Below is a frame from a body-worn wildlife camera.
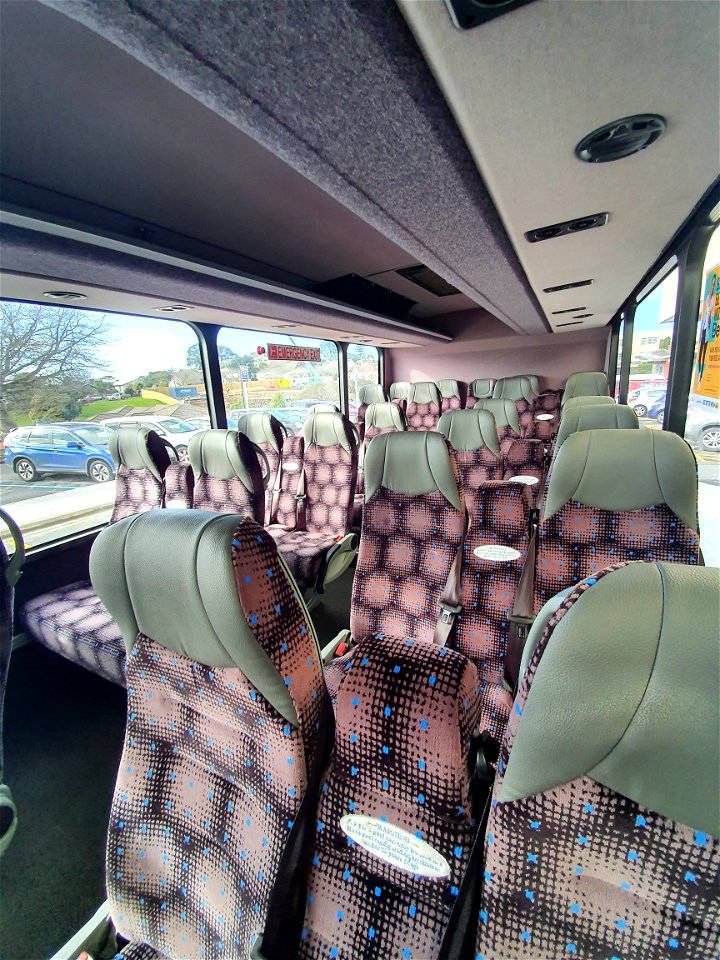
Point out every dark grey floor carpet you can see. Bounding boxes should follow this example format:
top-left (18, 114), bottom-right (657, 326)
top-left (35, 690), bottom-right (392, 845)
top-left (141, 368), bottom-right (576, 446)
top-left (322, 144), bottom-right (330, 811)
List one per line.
top-left (0, 569), bottom-right (354, 960)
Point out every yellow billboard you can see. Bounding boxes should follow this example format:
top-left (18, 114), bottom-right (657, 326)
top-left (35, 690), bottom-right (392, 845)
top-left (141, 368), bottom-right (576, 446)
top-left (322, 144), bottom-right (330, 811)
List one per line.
top-left (691, 261), bottom-right (720, 406)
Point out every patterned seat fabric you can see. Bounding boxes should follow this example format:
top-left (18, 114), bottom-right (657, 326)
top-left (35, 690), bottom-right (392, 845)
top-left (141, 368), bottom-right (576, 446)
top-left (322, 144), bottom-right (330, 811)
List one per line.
top-left (534, 429), bottom-right (700, 612)
top-left (388, 381), bottom-right (410, 411)
top-left (465, 378), bottom-right (495, 409)
top-left (561, 369), bottom-right (610, 406)
top-left (268, 411), bottom-right (358, 590)
top-left (437, 378), bottom-right (463, 413)
top-left (525, 389), bottom-right (563, 442)
top-left (235, 411), bottom-right (285, 521)
top-left (405, 381), bottom-right (442, 431)
top-left (351, 431), bottom-right (464, 645)
top-left (162, 461), bottom-right (194, 509)
top-left (188, 429), bottom-right (265, 522)
top-left (90, 511), bottom-right (326, 960)
top-left (471, 400), bottom-right (545, 500)
top-left (437, 409), bottom-right (504, 496)
top-left (492, 376), bottom-right (538, 440)
top-left (301, 635), bottom-right (481, 960)
top-left (453, 480), bottom-right (531, 741)
top-left (22, 425), bottom-right (172, 685)
top-left (355, 383), bottom-right (386, 434)
top-left (477, 561), bottom-right (719, 960)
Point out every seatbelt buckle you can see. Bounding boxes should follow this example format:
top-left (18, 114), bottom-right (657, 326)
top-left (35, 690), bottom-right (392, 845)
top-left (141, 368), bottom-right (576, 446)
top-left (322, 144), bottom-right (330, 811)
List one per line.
top-left (508, 613), bottom-right (533, 636)
top-left (294, 493), bottom-right (307, 502)
top-left (438, 601), bottom-right (462, 625)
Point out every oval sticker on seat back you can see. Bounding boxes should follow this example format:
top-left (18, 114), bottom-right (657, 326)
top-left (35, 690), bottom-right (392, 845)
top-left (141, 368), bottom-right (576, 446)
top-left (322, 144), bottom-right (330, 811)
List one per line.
top-left (535, 413), bottom-right (554, 421)
top-left (474, 544), bottom-right (522, 561)
top-left (340, 815), bottom-right (450, 878)
top-left (283, 462), bottom-right (300, 472)
top-left (507, 475), bottom-right (539, 485)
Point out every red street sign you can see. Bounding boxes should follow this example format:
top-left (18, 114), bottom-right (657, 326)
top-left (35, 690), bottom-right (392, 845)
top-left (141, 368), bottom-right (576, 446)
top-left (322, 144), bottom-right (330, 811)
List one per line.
top-left (267, 343), bottom-right (320, 362)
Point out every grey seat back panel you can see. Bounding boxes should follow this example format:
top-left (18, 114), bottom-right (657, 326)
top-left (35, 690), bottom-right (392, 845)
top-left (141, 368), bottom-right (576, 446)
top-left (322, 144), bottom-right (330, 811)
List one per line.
top-left (234, 411), bottom-right (284, 453)
top-left (501, 562), bottom-right (720, 836)
top-left (543, 429), bottom-right (698, 530)
top-left (109, 425), bottom-right (170, 482)
top-left (406, 381), bottom-right (441, 406)
top-left (302, 410), bottom-right (355, 453)
top-left (389, 381), bottom-right (410, 401)
top-left (363, 401), bottom-right (406, 433)
top-left (363, 430), bottom-right (461, 509)
top-left (555, 403), bottom-right (639, 450)
top-left (358, 383), bottom-right (386, 405)
top-left (436, 378), bottom-right (461, 399)
top-left (470, 378), bottom-right (494, 400)
top-left (562, 370), bottom-right (610, 404)
top-left (189, 429), bottom-right (259, 484)
top-left (436, 409), bottom-right (501, 456)
top-left (562, 394), bottom-right (616, 412)
top-left (492, 375), bottom-right (536, 402)
top-left (472, 398), bottom-right (521, 435)
top-left (89, 511), bottom-right (299, 725)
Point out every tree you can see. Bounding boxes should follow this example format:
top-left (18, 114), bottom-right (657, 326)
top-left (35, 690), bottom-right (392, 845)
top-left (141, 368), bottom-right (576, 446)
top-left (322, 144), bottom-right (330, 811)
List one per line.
top-left (0, 302), bottom-right (109, 430)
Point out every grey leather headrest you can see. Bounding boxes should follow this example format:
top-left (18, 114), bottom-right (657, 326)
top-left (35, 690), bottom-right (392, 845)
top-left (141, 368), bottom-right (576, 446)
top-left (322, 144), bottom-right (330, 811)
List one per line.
top-left (358, 383), bottom-right (386, 405)
top-left (501, 562), bottom-right (719, 837)
top-left (364, 431), bottom-right (461, 510)
top-left (189, 429), bottom-right (260, 486)
top-left (543, 429), bottom-right (698, 530)
top-left (470, 378), bottom-right (494, 400)
top-left (406, 381), bottom-right (441, 406)
top-left (562, 370), bottom-right (610, 404)
top-left (303, 410), bottom-right (355, 453)
top-left (389, 381), bottom-right (410, 401)
top-left (555, 403), bottom-right (638, 451)
top-left (493, 375), bottom-right (536, 402)
top-left (473, 398), bottom-right (521, 435)
top-left (436, 378), bottom-right (461, 400)
top-left (109, 425), bottom-right (170, 482)
top-left (90, 511), bottom-right (299, 725)
top-left (517, 374), bottom-right (540, 395)
top-left (309, 402), bottom-right (339, 413)
top-left (364, 401), bottom-right (406, 432)
top-left (234, 411), bottom-right (284, 453)
top-left (437, 409), bottom-right (501, 457)
top-left (562, 394), bottom-right (616, 412)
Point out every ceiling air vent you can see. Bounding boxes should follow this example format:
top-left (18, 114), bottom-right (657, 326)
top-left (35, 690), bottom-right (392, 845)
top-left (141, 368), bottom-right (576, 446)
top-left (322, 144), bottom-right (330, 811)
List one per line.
top-left (551, 307), bottom-right (586, 315)
top-left (573, 313), bottom-right (594, 319)
top-left (543, 279), bottom-right (594, 293)
top-left (576, 115), bottom-right (666, 163)
top-left (445, 0), bottom-right (538, 30)
top-left (396, 264), bottom-right (460, 297)
top-left (526, 213), bottom-right (608, 244)
top-left (556, 321), bottom-right (583, 327)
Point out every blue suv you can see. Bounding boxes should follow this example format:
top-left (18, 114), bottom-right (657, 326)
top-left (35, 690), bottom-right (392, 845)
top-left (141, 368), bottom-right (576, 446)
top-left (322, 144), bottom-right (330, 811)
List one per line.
top-left (5, 422), bottom-right (116, 483)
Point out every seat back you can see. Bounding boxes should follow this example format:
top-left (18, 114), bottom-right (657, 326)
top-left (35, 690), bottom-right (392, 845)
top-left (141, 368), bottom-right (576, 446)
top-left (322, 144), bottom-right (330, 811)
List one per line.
top-left (405, 381), bottom-right (442, 430)
top-left (526, 388), bottom-right (563, 441)
top-left (437, 378), bottom-right (463, 413)
top-left (108, 424), bottom-right (171, 522)
top-left (535, 429), bottom-right (699, 611)
top-left (492, 375), bottom-right (537, 403)
top-left (356, 383), bottom-right (386, 429)
top-left (562, 369), bottom-right (610, 405)
top-left (465, 377), bottom-right (495, 408)
top-left (479, 561), bottom-right (720, 960)
top-left (352, 431), bottom-right (464, 643)
top-left (389, 380), bottom-right (411, 409)
top-left (472, 398), bottom-right (522, 447)
top-left (362, 400), bottom-right (406, 443)
top-left (235, 411), bottom-right (285, 518)
top-left (188, 429), bottom-right (265, 523)
top-left (302, 410), bottom-right (358, 536)
top-left (309, 402), bottom-right (339, 413)
top-left (562, 393), bottom-right (616, 412)
top-left (436, 409), bottom-right (503, 496)
top-left (554, 402), bottom-right (639, 453)
top-left (518, 374), bottom-right (541, 395)
top-left (90, 510), bottom-right (326, 959)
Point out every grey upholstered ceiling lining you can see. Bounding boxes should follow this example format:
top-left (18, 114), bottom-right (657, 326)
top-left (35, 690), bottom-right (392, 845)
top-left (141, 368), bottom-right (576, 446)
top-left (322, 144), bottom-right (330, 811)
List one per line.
top-left (39, 0), bottom-right (546, 335)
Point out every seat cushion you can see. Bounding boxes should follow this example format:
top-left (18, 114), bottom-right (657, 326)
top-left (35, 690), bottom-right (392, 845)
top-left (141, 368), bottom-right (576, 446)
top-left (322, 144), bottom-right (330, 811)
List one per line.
top-left (267, 527), bottom-right (338, 588)
top-left (22, 581), bottom-right (125, 686)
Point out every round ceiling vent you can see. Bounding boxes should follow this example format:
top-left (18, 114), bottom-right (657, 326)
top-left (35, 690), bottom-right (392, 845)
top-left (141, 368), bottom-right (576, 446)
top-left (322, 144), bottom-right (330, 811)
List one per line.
top-left (575, 114), bottom-right (666, 163)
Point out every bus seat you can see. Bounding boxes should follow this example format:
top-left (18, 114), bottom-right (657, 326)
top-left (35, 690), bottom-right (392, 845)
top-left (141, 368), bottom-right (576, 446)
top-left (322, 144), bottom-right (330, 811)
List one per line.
top-left (526, 389), bottom-right (564, 442)
top-left (405, 381), bottom-right (442, 431)
top-left (389, 380), bottom-right (411, 410)
top-left (454, 479), bottom-right (531, 741)
top-left (90, 510), bottom-right (329, 960)
top-left (162, 460), bottom-right (195, 509)
top-left (562, 370), bottom-right (610, 405)
top-left (235, 411), bottom-right (285, 520)
top-left (309, 402), bottom-right (340, 413)
top-left (465, 378), bottom-right (495, 407)
top-left (356, 382), bottom-right (386, 432)
top-left (534, 429), bottom-right (700, 613)
top-left (519, 374), bottom-right (541, 395)
top-left (472, 399), bottom-right (546, 499)
top-left (437, 377), bottom-right (464, 413)
top-left (267, 411), bottom-right (358, 597)
top-left (554, 402), bottom-right (639, 453)
top-left (187, 429), bottom-right (266, 523)
top-left (22, 425), bottom-right (173, 687)
top-left (353, 401), bottom-right (407, 527)
top-left (301, 635), bottom-right (482, 959)
top-left (492, 375), bottom-right (537, 403)
top-left (478, 561), bottom-right (719, 960)
top-left (0, 509), bottom-right (24, 856)
top-left (562, 394), bottom-right (616, 412)
top-left (436, 409), bottom-right (504, 495)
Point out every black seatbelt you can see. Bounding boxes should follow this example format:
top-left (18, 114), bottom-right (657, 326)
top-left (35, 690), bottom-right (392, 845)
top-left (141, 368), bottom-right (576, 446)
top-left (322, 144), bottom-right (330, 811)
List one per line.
top-left (437, 734), bottom-right (497, 960)
top-left (251, 691), bottom-right (335, 960)
top-left (269, 458), bottom-right (283, 524)
top-left (294, 464), bottom-right (307, 530)
top-left (434, 545), bottom-right (463, 646)
top-left (505, 514), bottom-right (538, 692)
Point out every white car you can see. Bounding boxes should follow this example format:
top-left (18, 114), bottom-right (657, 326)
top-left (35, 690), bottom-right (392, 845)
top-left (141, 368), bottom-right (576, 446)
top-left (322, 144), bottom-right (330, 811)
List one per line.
top-left (100, 416), bottom-right (205, 460)
top-left (628, 385), bottom-right (666, 417)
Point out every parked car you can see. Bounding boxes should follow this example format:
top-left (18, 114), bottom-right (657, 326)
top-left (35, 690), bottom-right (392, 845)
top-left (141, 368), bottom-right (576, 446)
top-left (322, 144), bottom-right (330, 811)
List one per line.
top-left (648, 395), bottom-right (666, 423)
top-left (628, 385), bottom-right (667, 417)
top-left (100, 416), bottom-right (204, 460)
top-left (4, 422), bottom-right (116, 483)
top-left (684, 402), bottom-right (720, 453)
top-left (182, 416), bottom-right (212, 431)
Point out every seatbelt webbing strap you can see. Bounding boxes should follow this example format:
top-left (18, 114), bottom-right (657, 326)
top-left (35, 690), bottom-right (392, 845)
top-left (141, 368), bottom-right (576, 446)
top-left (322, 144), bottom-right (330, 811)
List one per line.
top-left (433, 545), bottom-right (463, 646)
top-left (295, 465), bottom-right (307, 530)
top-left (269, 460), bottom-right (283, 524)
top-left (504, 520), bottom-right (538, 692)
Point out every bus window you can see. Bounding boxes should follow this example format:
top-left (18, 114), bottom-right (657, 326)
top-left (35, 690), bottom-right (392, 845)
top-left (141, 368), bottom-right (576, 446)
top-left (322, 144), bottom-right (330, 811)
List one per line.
top-left (217, 328), bottom-right (340, 433)
top-left (347, 343), bottom-right (380, 406)
top-left (685, 225), bottom-right (720, 567)
top-left (0, 302), bottom-right (209, 549)
top-left (626, 268), bottom-right (678, 424)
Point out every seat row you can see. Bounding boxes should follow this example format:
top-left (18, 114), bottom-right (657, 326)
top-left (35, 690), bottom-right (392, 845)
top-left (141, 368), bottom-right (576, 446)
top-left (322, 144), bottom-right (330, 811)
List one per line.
top-left (86, 420), bottom-right (715, 960)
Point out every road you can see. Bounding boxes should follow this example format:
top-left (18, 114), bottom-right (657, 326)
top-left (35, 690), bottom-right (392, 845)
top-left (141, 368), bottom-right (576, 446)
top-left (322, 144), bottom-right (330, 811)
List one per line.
top-left (0, 462), bottom-right (95, 506)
